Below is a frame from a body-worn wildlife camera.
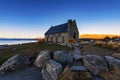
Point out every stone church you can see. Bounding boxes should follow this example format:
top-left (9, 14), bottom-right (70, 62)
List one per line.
top-left (45, 19), bottom-right (79, 44)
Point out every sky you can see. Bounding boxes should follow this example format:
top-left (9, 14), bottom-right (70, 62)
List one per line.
top-left (0, 0), bottom-right (120, 38)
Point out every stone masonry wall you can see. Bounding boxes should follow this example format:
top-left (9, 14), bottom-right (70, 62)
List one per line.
top-left (45, 32), bottom-right (69, 44)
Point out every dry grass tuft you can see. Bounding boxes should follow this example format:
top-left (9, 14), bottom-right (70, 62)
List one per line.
top-left (112, 53), bottom-right (120, 59)
top-left (94, 41), bottom-right (120, 52)
top-left (99, 67), bottom-right (120, 80)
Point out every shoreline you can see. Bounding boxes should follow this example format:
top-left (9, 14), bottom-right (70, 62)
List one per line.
top-left (0, 45), bottom-right (8, 50)
top-left (0, 40), bottom-right (37, 46)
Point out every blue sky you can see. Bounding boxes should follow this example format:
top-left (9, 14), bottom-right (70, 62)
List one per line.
top-left (0, 0), bottom-right (120, 38)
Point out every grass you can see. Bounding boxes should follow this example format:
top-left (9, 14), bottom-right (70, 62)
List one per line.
top-left (112, 53), bottom-right (120, 59)
top-left (81, 44), bottom-right (116, 56)
top-left (99, 67), bottom-right (120, 80)
top-left (94, 41), bottom-right (120, 52)
top-left (0, 42), bottom-right (69, 65)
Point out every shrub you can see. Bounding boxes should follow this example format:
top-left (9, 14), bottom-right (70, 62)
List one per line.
top-left (37, 38), bottom-right (45, 44)
top-left (112, 53), bottom-right (120, 59)
top-left (68, 38), bottom-right (75, 45)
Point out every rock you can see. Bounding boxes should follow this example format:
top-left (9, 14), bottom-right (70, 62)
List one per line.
top-left (70, 65), bottom-right (87, 72)
top-left (53, 51), bottom-right (73, 66)
top-left (0, 54), bottom-right (31, 74)
top-left (83, 54), bottom-right (108, 75)
top-left (72, 47), bottom-right (82, 60)
top-left (73, 53), bottom-right (83, 60)
top-left (72, 61), bottom-right (83, 66)
top-left (59, 66), bottom-right (92, 80)
top-left (42, 69), bottom-right (53, 80)
top-left (46, 59), bottom-right (63, 80)
top-left (104, 56), bottom-right (120, 70)
top-left (34, 50), bottom-right (51, 68)
top-left (91, 76), bottom-right (105, 80)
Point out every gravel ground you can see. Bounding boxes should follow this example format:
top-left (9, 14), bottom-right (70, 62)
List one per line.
top-left (0, 65), bottom-right (44, 80)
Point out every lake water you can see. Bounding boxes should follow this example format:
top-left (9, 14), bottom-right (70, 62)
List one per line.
top-left (0, 40), bottom-right (37, 45)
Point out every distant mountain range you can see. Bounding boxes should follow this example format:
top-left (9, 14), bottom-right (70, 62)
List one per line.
top-left (80, 34), bottom-right (120, 39)
top-left (0, 38), bottom-right (38, 40)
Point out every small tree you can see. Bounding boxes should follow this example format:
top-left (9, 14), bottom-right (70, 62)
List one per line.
top-left (68, 38), bottom-right (75, 45)
top-left (68, 38), bottom-right (76, 50)
top-left (103, 36), bottom-right (111, 42)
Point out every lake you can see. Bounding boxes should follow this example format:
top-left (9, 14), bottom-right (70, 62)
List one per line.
top-left (0, 39), bottom-right (37, 45)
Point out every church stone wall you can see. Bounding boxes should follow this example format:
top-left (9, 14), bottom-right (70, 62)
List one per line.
top-left (45, 32), bottom-right (69, 44)
top-left (68, 20), bottom-right (79, 43)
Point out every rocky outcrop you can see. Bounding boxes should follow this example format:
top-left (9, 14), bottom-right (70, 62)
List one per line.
top-left (42, 69), bottom-right (53, 80)
top-left (83, 54), bottom-right (108, 75)
top-left (53, 51), bottom-right (73, 66)
top-left (33, 48), bottom-right (120, 80)
top-left (0, 54), bottom-right (32, 74)
top-left (1, 46), bottom-right (120, 80)
top-left (104, 56), bottom-right (120, 70)
top-left (34, 50), bottom-right (51, 68)
top-left (46, 59), bottom-right (63, 80)
top-left (59, 66), bottom-right (92, 80)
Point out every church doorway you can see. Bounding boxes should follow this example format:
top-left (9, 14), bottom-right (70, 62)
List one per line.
top-left (73, 32), bottom-right (76, 40)
top-left (62, 37), bottom-right (64, 43)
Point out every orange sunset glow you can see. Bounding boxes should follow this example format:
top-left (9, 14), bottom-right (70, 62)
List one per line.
top-left (80, 34), bottom-right (120, 39)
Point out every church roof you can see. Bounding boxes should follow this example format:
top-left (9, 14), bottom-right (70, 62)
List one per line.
top-left (45, 23), bottom-right (68, 35)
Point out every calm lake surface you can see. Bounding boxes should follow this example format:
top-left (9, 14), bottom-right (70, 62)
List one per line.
top-left (0, 40), bottom-right (37, 45)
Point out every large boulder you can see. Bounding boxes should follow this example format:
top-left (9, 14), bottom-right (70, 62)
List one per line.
top-left (42, 69), bottom-right (53, 80)
top-left (46, 59), bottom-right (63, 80)
top-left (70, 65), bottom-right (88, 72)
top-left (53, 51), bottom-right (73, 66)
top-left (59, 66), bottom-right (92, 80)
top-left (83, 54), bottom-right (108, 75)
top-left (104, 56), bottom-right (120, 70)
top-left (34, 50), bottom-right (51, 68)
top-left (0, 54), bottom-right (31, 74)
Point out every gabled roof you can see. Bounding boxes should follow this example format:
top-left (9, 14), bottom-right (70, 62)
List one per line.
top-left (45, 23), bottom-right (68, 35)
